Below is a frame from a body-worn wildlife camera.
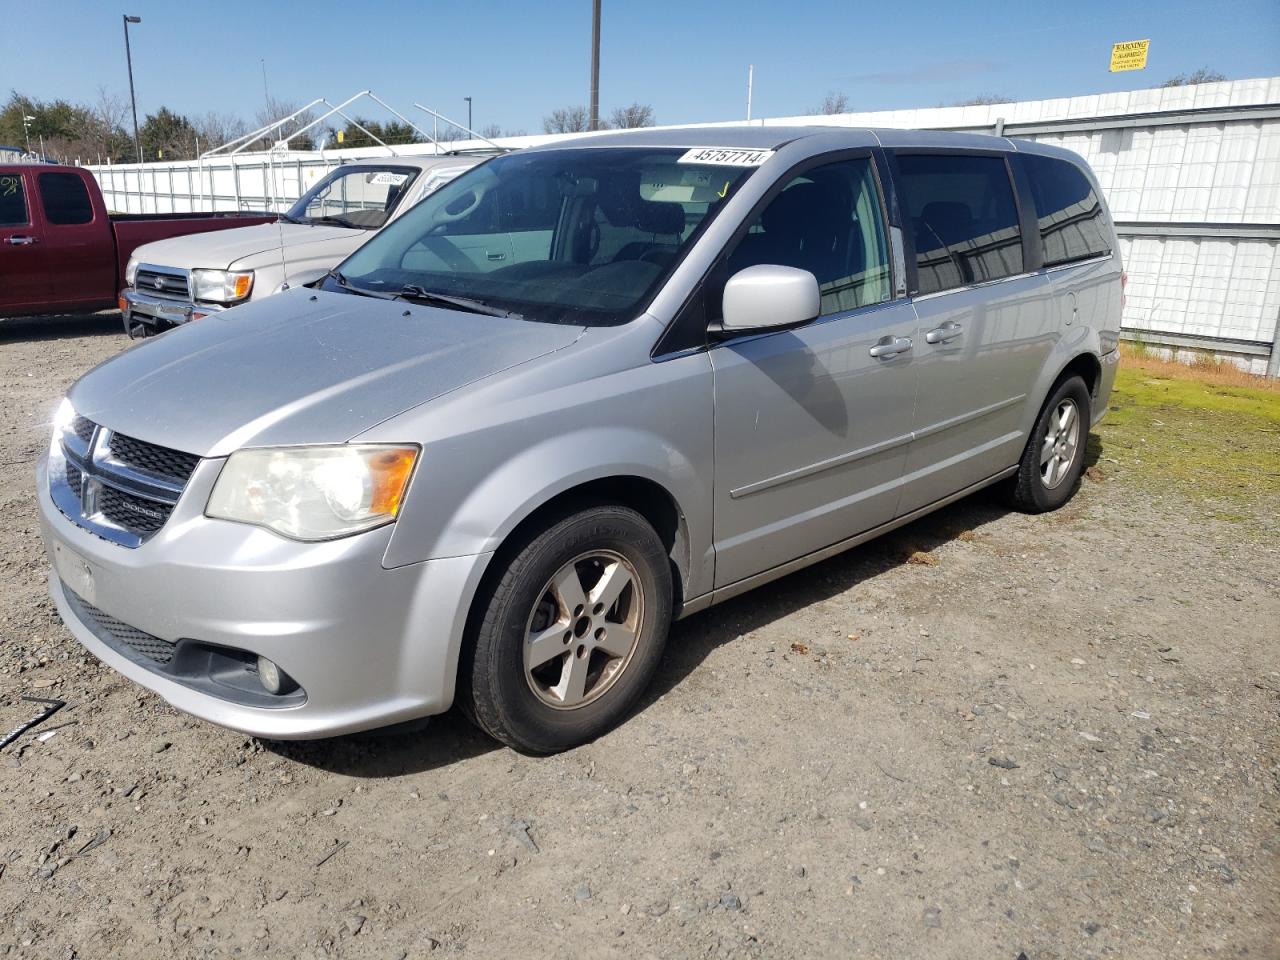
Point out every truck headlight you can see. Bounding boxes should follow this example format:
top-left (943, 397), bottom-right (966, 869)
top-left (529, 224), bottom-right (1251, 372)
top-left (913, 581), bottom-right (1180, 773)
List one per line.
top-left (206, 445), bottom-right (418, 541)
top-left (191, 269), bottom-right (254, 304)
top-left (125, 257), bottom-right (139, 286)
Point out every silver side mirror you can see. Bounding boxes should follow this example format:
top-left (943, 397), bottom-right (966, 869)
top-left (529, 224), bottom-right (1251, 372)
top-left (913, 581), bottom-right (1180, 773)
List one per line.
top-left (721, 264), bottom-right (820, 333)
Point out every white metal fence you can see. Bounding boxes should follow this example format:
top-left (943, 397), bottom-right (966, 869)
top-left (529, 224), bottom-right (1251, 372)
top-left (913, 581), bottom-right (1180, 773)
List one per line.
top-left (84, 77), bottom-right (1280, 375)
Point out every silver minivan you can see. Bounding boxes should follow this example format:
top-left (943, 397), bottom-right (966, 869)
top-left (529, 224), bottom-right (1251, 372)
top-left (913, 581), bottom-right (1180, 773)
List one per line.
top-left (38, 127), bottom-right (1121, 753)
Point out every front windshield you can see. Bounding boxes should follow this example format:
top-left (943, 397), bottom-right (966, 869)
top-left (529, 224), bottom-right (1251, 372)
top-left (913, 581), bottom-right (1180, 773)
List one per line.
top-left (286, 165), bottom-right (421, 230)
top-left (332, 148), bottom-right (758, 325)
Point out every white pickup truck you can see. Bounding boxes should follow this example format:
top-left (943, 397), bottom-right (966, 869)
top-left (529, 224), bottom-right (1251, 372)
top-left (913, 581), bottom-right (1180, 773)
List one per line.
top-left (120, 154), bottom-right (484, 336)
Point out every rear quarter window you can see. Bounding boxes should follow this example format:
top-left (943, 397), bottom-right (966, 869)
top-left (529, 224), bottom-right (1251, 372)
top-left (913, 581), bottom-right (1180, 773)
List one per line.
top-left (38, 172), bottom-right (94, 225)
top-left (895, 153), bottom-right (1024, 296)
top-left (1019, 154), bottom-right (1112, 266)
top-left (0, 174), bottom-right (28, 226)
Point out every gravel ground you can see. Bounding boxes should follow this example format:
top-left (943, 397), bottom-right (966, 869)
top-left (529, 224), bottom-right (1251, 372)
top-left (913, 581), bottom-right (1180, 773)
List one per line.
top-left (2, 314), bottom-right (1278, 960)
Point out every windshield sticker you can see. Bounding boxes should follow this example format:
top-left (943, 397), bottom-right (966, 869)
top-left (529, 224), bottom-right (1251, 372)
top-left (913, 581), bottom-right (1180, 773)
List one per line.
top-left (369, 172), bottom-right (410, 185)
top-left (677, 148), bottom-right (775, 167)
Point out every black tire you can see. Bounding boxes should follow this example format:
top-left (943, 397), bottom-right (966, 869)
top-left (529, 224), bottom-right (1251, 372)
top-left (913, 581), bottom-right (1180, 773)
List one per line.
top-left (463, 504), bottom-right (673, 754)
top-left (1006, 375), bottom-right (1091, 513)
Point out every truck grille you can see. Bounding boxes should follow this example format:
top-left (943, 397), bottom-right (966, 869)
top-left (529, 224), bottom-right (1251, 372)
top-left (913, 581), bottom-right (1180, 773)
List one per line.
top-left (51, 416), bottom-right (201, 548)
top-left (135, 267), bottom-right (190, 300)
top-left (62, 586), bottom-right (176, 664)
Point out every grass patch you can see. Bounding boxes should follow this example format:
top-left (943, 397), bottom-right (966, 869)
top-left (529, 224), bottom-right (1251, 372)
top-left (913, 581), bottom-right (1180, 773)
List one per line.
top-left (1095, 358), bottom-right (1280, 512)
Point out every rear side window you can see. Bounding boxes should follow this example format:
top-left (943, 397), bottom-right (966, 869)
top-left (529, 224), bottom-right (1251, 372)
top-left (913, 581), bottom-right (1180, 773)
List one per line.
top-left (0, 174), bottom-right (28, 226)
top-left (896, 154), bottom-right (1023, 296)
top-left (38, 173), bottom-right (94, 225)
top-left (1020, 154), bottom-right (1111, 266)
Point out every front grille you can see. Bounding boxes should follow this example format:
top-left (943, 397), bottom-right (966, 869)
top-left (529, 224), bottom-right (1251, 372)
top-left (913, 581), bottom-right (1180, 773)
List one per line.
top-left (135, 267), bottom-right (189, 300)
top-left (62, 586), bottom-right (176, 664)
top-left (72, 415), bottom-right (95, 445)
top-left (109, 432), bottom-right (200, 485)
top-left (53, 415), bottom-right (200, 547)
top-left (98, 484), bottom-right (172, 534)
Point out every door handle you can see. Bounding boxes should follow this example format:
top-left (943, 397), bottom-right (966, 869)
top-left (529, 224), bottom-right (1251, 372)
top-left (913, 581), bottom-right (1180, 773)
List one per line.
top-left (868, 335), bottom-right (913, 359)
top-left (4, 236), bottom-right (38, 246)
top-left (486, 251), bottom-right (507, 261)
top-left (925, 321), bottom-right (963, 344)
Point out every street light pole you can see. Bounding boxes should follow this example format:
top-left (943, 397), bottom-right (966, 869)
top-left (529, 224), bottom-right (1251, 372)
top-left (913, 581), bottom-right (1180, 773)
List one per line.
top-left (464, 97), bottom-right (472, 134)
top-left (22, 113), bottom-right (35, 154)
top-left (122, 14), bottom-right (143, 164)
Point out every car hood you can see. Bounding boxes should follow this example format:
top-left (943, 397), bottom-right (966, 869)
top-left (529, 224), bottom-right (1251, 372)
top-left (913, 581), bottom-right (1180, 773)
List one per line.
top-left (69, 289), bottom-right (584, 457)
top-left (132, 222), bottom-right (365, 272)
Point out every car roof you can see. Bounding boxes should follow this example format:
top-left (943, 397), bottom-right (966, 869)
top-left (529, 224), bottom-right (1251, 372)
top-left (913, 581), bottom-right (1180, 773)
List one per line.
top-left (342, 154), bottom-right (487, 171)
top-left (522, 124), bottom-right (1058, 156)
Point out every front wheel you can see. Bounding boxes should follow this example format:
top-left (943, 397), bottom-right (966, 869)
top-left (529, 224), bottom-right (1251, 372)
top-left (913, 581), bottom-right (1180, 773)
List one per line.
top-left (463, 505), bottom-right (673, 754)
top-left (1006, 375), bottom-right (1091, 513)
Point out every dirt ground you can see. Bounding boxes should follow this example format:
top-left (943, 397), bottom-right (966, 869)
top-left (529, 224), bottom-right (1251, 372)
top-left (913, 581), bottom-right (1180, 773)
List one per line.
top-left (2, 314), bottom-right (1278, 960)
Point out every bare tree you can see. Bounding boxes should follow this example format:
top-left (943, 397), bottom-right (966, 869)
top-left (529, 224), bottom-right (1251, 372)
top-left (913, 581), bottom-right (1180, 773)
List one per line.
top-left (610, 102), bottom-right (655, 128)
top-left (1161, 68), bottom-right (1226, 87)
top-left (543, 105), bottom-right (593, 134)
top-left (816, 91), bottom-right (850, 115)
top-left (251, 97), bottom-right (314, 149)
top-left (952, 94), bottom-right (1015, 106)
top-left (76, 86), bottom-right (131, 161)
top-left (193, 111), bottom-right (250, 151)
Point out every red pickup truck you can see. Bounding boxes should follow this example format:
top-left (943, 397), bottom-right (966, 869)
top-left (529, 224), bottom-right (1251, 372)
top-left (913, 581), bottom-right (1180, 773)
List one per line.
top-left (0, 164), bottom-right (273, 317)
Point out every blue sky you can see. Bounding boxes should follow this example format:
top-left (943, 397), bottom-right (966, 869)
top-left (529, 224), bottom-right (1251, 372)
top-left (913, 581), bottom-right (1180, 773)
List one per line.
top-left (5, 0), bottom-right (1279, 132)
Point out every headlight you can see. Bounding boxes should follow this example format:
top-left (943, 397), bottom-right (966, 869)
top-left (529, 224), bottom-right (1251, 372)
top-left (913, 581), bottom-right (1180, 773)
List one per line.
top-left (191, 269), bottom-right (254, 304)
top-left (125, 257), bottom-right (139, 286)
top-left (206, 445), bottom-right (418, 541)
top-left (52, 397), bottom-right (75, 437)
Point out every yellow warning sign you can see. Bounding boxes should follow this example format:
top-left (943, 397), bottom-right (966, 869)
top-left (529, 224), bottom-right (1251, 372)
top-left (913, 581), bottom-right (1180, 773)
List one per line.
top-left (336, 130), bottom-right (345, 144)
top-left (1109, 39), bottom-right (1150, 73)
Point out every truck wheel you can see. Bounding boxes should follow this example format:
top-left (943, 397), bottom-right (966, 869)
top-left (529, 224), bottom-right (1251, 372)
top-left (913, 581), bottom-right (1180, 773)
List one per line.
top-left (464, 505), bottom-right (672, 754)
top-left (1006, 375), bottom-right (1091, 513)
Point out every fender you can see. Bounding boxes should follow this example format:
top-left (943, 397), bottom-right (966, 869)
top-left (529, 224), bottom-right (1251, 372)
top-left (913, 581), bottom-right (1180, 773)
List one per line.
top-left (1019, 323), bottom-right (1104, 439)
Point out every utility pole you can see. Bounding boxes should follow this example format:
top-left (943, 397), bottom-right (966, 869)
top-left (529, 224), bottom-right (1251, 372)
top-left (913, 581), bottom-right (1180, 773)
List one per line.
top-left (746, 64), bottom-right (754, 121)
top-left (22, 112), bottom-right (36, 154)
top-left (122, 15), bottom-right (142, 164)
top-left (261, 59), bottom-right (271, 112)
top-left (464, 96), bottom-right (472, 134)
top-left (588, 0), bottom-right (601, 131)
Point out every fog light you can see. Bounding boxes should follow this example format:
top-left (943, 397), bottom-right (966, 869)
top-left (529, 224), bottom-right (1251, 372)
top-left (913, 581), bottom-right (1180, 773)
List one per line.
top-left (257, 655), bottom-right (284, 694)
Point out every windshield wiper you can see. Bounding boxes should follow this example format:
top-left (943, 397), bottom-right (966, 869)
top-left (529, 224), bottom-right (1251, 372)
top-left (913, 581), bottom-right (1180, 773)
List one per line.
top-left (310, 215), bottom-right (359, 229)
top-left (396, 285), bottom-right (522, 319)
top-left (325, 268), bottom-right (395, 300)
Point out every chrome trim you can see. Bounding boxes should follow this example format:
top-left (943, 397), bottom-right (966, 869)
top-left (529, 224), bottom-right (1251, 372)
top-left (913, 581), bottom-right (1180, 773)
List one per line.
top-left (49, 420), bottom-right (193, 549)
top-left (135, 262), bottom-right (192, 299)
top-left (910, 268), bottom-right (1041, 303)
top-left (1044, 254), bottom-right (1113, 273)
top-left (122, 287), bottom-right (226, 326)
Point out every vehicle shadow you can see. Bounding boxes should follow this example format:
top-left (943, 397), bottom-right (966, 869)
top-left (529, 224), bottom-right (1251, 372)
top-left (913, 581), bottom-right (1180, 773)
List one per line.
top-left (0, 311), bottom-right (124, 343)
top-left (266, 709), bottom-right (500, 776)
top-left (275, 435), bottom-right (1104, 775)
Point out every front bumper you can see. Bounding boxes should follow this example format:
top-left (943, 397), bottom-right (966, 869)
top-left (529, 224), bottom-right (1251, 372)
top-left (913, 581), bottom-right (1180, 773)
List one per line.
top-left (121, 287), bottom-right (226, 329)
top-left (37, 455), bottom-right (492, 739)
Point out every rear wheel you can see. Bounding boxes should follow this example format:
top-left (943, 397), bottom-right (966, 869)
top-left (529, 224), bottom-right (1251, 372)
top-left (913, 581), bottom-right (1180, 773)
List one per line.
top-left (1006, 375), bottom-right (1091, 513)
top-left (464, 505), bottom-right (672, 754)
